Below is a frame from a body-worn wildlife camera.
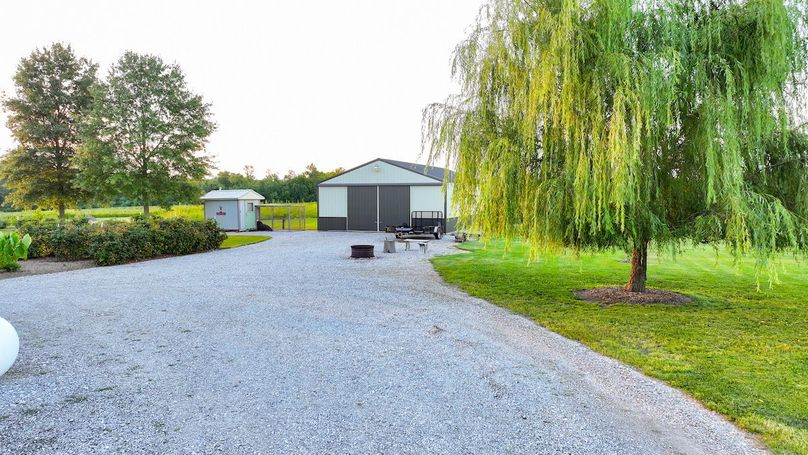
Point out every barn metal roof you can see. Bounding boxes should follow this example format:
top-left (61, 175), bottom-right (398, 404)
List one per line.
top-left (379, 158), bottom-right (455, 182)
top-left (319, 158), bottom-right (455, 186)
top-left (200, 189), bottom-right (265, 201)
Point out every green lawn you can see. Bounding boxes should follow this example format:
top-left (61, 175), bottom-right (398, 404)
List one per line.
top-left (0, 205), bottom-right (205, 223)
top-left (260, 217), bottom-right (318, 231)
top-left (432, 242), bottom-right (807, 454)
top-left (256, 202), bottom-right (318, 230)
top-left (219, 234), bottom-right (270, 249)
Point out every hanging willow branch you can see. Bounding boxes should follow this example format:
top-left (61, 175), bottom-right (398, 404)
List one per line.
top-left (424, 0), bottom-right (808, 287)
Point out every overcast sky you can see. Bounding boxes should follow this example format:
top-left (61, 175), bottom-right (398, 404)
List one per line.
top-left (0, 0), bottom-right (484, 176)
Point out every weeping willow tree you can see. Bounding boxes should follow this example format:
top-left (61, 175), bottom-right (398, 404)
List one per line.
top-left (425, 0), bottom-right (808, 292)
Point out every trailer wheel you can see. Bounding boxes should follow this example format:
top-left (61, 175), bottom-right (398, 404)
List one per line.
top-left (434, 227), bottom-right (443, 239)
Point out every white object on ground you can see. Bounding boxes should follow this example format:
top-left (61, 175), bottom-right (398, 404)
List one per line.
top-left (0, 317), bottom-right (19, 377)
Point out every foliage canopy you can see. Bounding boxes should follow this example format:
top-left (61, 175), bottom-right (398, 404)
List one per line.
top-left (425, 0), bottom-right (808, 289)
top-left (0, 43), bottom-right (97, 218)
top-left (77, 52), bottom-right (215, 215)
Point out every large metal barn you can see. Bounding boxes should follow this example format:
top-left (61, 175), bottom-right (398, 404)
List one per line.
top-left (317, 158), bottom-right (456, 233)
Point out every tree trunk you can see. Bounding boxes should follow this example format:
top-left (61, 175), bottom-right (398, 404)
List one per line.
top-left (58, 203), bottom-right (66, 220)
top-left (143, 197), bottom-right (150, 218)
top-left (625, 242), bottom-right (648, 293)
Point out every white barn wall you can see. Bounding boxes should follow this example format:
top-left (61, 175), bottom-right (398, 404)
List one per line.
top-left (323, 160), bottom-right (438, 185)
top-left (318, 187), bottom-right (348, 217)
top-left (446, 183), bottom-right (455, 217)
top-left (410, 186), bottom-right (444, 213)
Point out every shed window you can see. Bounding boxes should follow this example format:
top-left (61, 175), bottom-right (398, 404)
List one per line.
top-left (248, 203), bottom-right (254, 211)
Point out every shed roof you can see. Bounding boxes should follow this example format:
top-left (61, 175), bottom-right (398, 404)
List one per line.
top-left (200, 189), bottom-right (265, 201)
top-left (319, 158), bottom-right (455, 186)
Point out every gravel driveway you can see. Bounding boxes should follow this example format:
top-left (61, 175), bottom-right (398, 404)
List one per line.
top-left (0, 232), bottom-right (764, 454)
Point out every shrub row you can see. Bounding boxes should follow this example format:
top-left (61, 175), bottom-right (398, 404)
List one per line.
top-left (19, 218), bottom-right (226, 265)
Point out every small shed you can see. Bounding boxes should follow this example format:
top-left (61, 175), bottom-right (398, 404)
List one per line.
top-left (200, 189), bottom-right (265, 231)
top-left (317, 158), bottom-right (456, 232)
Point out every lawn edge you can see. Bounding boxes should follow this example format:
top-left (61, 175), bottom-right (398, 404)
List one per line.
top-left (429, 249), bottom-right (776, 454)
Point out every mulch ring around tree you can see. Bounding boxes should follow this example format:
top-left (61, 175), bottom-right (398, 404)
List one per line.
top-left (574, 286), bottom-right (692, 306)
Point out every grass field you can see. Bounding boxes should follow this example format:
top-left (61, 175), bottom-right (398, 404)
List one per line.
top-left (0, 205), bottom-right (205, 223)
top-left (256, 203), bottom-right (318, 230)
top-left (220, 234), bottom-right (270, 249)
top-left (0, 202), bottom-right (319, 230)
top-left (432, 243), bottom-right (807, 454)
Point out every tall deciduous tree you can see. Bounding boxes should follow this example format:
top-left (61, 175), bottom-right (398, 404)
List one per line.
top-left (425, 0), bottom-right (808, 292)
top-left (0, 43), bottom-right (97, 219)
top-left (77, 52), bottom-right (215, 216)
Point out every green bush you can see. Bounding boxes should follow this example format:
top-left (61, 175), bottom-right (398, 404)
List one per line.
top-left (152, 218), bottom-right (225, 255)
top-left (50, 221), bottom-right (95, 261)
top-left (91, 222), bottom-right (152, 265)
top-left (0, 231), bottom-right (32, 271)
top-left (16, 218), bottom-right (94, 260)
top-left (17, 219), bottom-right (57, 258)
top-left (17, 218), bottom-right (225, 266)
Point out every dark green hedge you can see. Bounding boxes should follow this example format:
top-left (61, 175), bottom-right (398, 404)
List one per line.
top-left (19, 218), bottom-right (226, 265)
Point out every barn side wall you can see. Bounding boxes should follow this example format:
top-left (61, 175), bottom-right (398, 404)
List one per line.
top-left (318, 186), bottom-right (348, 231)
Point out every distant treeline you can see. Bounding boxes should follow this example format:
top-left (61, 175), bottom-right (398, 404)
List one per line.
top-left (200, 164), bottom-right (343, 203)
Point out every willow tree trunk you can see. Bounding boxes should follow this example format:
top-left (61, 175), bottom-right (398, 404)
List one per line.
top-left (143, 197), bottom-right (150, 218)
top-left (57, 203), bottom-right (66, 220)
top-left (625, 242), bottom-right (648, 293)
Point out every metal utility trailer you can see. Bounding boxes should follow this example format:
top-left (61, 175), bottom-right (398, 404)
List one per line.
top-left (392, 211), bottom-right (445, 239)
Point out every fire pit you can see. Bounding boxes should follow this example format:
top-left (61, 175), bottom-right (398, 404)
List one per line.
top-left (350, 244), bottom-right (375, 259)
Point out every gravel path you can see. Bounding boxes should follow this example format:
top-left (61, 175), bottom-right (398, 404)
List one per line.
top-left (0, 232), bottom-right (764, 454)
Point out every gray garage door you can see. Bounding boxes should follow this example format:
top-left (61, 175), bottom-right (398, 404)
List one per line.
top-left (347, 186), bottom-right (377, 231)
top-left (378, 186), bottom-right (410, 230)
